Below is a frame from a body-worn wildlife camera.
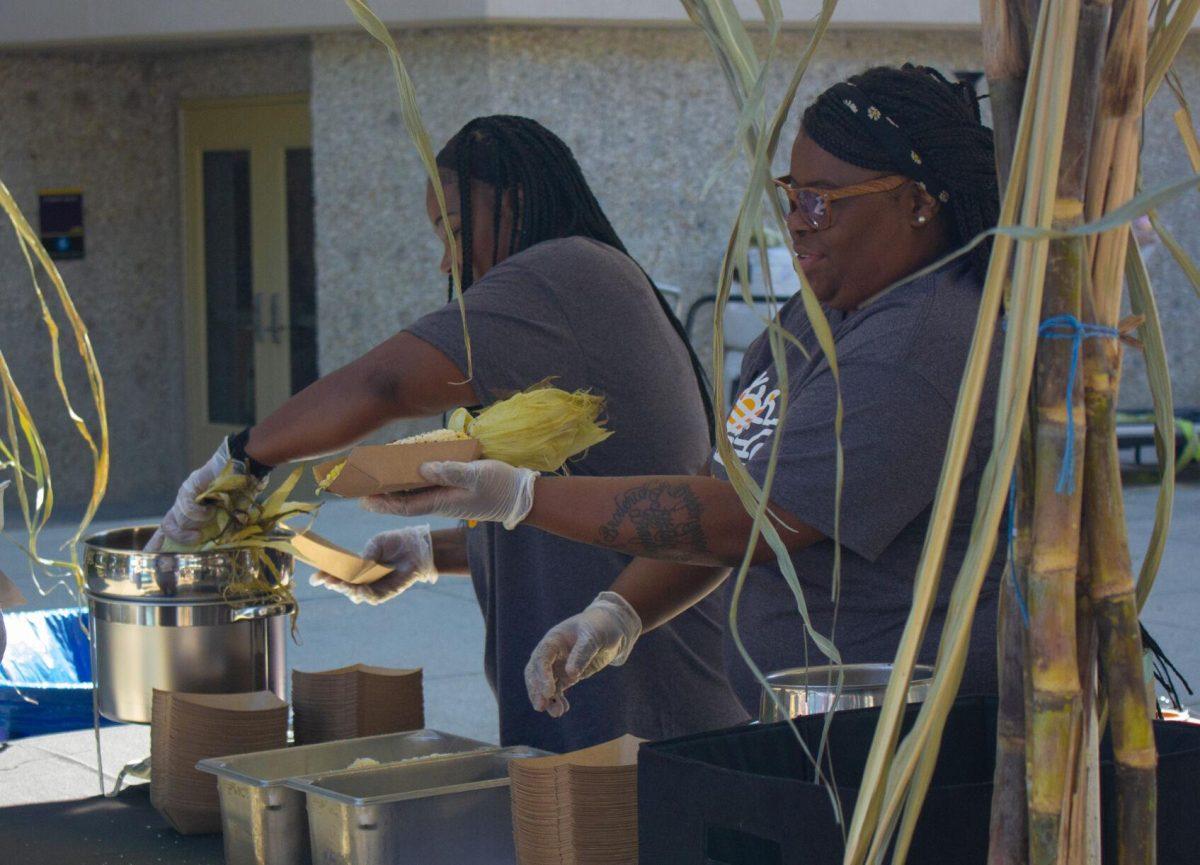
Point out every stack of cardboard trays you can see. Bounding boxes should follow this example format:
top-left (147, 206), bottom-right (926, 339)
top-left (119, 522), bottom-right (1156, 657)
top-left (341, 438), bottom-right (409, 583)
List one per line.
top-left (509, 734), bottom-right (642, 865)
top-left (150, 690), bottom-right (287, 834)
top-left (292, 664), bottom-right (424, 745)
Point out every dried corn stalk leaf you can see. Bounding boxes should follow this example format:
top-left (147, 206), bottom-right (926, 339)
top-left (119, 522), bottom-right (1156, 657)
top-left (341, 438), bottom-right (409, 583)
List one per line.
top-left (0, 178), bottom-right (109, 594)
top-left (1125, 244), bottom-right (1177, 609)
top-left (685, 0), bottom-right (845, 819)
top-left (343, 0), bottom-right (471, 378)
top-left (162, 464), bottom-right (318, 637)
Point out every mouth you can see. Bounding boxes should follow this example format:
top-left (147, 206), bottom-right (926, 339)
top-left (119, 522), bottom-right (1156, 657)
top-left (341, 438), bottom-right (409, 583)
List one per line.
top-left (793, 249), bottom-right (825, 272)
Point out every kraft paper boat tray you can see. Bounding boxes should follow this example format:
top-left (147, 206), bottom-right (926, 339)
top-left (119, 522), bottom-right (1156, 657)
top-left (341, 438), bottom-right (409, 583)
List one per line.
top-left (286, 746), bottom-right (550, 865)
top-left (313, 438), bottom-right (482, 497)
top-left (196, 729), bottom-right (493, 865)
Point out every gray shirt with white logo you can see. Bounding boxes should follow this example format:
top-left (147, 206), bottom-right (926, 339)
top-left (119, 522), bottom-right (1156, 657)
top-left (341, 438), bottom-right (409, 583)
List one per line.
top-left (714, 260), bottom-right (1002, 713)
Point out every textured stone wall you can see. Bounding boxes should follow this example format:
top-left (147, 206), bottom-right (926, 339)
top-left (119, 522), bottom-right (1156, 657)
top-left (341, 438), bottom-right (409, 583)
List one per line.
top-left (1131, 42), bottom-right (1200, 415)
top-left (0, 42), bottom-right (310, 511)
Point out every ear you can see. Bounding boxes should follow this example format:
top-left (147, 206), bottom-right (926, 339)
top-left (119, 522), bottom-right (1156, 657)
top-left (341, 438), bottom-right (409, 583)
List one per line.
top-left (904, 182), bottom-right (942, 228)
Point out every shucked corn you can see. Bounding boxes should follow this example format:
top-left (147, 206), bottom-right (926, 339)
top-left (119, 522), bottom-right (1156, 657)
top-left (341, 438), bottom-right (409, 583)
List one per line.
top-left (391, 429), bottom-right (472, 445)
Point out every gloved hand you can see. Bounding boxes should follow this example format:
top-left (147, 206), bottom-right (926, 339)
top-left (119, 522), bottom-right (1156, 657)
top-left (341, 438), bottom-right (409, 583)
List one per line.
top-left (308, 526), bottom-right (437, 605)
top-left (145, 438), bottom-right (264, 552)
top-left (524, 592), bottom-right (643, 718)
top-left (363, 460), bottom-right (537, 530)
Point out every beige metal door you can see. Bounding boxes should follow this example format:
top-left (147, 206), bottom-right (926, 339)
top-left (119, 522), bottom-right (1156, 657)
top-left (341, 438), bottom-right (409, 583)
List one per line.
top-left (181, 95), bottom-right (318, 465)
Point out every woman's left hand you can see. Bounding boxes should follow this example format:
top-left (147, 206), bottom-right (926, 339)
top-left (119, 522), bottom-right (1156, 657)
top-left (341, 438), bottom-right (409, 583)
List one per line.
top-left (363, 460), bottom-right (537, 529)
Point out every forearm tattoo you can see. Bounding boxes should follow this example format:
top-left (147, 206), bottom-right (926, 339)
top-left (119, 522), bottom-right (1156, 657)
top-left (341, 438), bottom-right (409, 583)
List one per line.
top-left (597, 481), bottom-right (708, 559)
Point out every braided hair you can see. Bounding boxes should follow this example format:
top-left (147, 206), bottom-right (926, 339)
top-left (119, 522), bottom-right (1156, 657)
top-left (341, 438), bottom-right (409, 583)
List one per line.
top-left (435, 115), bottom-right (716, 442)
top-left (801, 65), bottom-right (998, 281)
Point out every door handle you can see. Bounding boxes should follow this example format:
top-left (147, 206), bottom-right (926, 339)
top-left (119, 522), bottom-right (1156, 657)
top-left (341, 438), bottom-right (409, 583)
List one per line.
top-left (268, 293), bottom-right (285, 344)
top-left (253, 293), bottom-right (264, 343)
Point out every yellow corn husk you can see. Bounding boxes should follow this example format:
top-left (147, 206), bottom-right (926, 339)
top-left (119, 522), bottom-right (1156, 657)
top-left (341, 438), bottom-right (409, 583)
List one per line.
top-left (447, 382), bottom-right (612, 473)
top-left (162, 464), bottom-right (316, 638)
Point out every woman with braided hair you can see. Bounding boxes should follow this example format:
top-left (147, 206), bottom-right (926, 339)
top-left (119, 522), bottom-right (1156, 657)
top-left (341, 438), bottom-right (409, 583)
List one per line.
top-left (381, 65), bottom-right (1006, 716)
top-left (150, 115), bottom-right (748, 750)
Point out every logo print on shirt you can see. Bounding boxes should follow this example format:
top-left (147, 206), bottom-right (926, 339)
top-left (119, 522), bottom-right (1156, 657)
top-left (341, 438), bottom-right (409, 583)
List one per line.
top-left (723, 370), bottom-right (781, 461)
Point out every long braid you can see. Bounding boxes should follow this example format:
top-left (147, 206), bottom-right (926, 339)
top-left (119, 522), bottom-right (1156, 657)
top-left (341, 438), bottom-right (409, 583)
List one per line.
top-left (802, 65), bottom-right (999, 281)
top-left (436, 116), bottom-right (717, 443)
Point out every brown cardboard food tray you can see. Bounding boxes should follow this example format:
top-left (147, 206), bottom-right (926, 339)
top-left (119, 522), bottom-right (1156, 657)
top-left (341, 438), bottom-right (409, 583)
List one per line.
top-left (313, 438), bottom-right (482, 498)
top-left (290, 529), bottom-right (393, 585)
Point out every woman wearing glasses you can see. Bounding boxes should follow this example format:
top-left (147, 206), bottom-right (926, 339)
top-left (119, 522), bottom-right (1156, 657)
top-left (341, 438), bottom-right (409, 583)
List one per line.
top-left (371, 66), bottom-right (1005, 718)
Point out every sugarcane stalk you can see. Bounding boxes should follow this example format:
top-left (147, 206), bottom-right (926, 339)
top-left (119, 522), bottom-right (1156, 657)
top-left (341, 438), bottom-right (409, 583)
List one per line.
top-left (1025, 243), bottom-right (1085, 865)
top-left (1086, 0), bottom-right (1147, 320)
top-left (1024, 5), bottom-right (1109, 860)
top-left (1067, 526), bottom-right (1101, 865)
top-left (983, 7), bottom-right (1038, 859)
top-left (982, 0), bottom-right (1040, 188)
top-left (1082, 337), bottom-right (1156, 865)
top-left (989, 418), bottom-right (1035, 865)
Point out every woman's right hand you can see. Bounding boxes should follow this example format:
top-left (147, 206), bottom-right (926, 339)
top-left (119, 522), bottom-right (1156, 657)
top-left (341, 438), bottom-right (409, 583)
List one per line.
top-left (524, 592), bottom-right (643, 718)
top-left (309, 526), bottom-right (438, 605)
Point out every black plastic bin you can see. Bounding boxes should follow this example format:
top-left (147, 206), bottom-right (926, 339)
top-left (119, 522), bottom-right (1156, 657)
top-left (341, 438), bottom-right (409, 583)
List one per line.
top-left (638, 695), bottom-right (1200, 865)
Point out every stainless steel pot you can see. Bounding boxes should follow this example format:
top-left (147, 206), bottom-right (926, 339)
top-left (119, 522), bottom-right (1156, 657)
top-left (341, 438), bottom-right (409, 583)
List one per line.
top-left (84, 526), bottom-right (294, 724)
top-left (759, 663), bottom-right (935, 722)
top-left (85, 526), bottom-right (291, 600)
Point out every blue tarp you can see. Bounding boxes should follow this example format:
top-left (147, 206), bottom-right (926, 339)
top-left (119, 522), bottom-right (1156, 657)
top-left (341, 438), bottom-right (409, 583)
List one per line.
top-left (0, 607), bottom-right (116, 740)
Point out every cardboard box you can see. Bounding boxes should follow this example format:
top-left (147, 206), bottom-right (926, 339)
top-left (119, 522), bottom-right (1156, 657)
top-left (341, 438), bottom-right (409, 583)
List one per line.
top-left (290, 530), bottom-right (393, 585)
top-left (313, 438), bottom-right (482, 498)
top-left (0, 569), bottom-right (24, 608)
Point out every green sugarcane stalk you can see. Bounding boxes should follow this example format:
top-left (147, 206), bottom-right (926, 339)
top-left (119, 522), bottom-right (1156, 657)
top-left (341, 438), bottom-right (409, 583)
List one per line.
top-left (1083, 329), bottom-right (1157, 865)
top-left (1025, 242), bottom-right (1085, 865)
top-left (1024, 4), bottom-right (1109, 860)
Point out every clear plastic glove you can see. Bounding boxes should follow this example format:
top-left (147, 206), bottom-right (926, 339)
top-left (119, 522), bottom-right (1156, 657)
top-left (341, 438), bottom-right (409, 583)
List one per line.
top-left (363, 460), bottom-right (536, 530)
top-left (524, 591), bottom-right (643, 719)
top-left (145, 439), bottom-right (259, 552)
top-left (308, 526), bottom-right (436, 606)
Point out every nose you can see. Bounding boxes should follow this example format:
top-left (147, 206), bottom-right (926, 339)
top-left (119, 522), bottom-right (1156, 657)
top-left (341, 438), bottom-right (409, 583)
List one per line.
top-left (439, 244), bottom-right (453, 276)
top-left (785, 209), bottom-right (814, 247)
top-left (785, 207), bottom-right (812, 235)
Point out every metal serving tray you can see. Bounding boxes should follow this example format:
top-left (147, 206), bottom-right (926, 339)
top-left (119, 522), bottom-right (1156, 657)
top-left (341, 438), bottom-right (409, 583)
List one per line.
top-left (287, 746), bottom-right (549, 865)
top-left (196, 728), bottom-right (493, 865)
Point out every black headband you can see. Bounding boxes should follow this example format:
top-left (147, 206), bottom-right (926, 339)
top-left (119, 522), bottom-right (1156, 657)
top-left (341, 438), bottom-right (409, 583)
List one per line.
top-left (820, 82), bottom-right (953, 206)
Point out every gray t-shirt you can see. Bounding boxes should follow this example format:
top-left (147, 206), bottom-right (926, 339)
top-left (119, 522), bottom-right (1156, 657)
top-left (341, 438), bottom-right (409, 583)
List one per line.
top-left (714, 260), bottom-right (1002, 713)
top-left (408, 236), bottom-right (748, 751)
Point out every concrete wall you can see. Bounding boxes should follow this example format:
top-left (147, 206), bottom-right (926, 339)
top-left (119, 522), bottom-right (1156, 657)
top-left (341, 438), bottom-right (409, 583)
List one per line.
top-left (2, 1), bottom-right (987, 49)
top-left (0, 42), bottom-right (310, 512)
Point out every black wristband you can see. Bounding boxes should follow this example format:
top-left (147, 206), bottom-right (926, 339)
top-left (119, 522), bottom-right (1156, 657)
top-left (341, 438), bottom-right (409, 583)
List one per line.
top-left (227, 427), bottom-right (274, 480)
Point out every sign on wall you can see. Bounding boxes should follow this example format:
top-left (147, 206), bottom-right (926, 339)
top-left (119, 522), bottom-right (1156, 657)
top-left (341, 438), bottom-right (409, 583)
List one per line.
top-left (39, 188), bottom-right (84, 259)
